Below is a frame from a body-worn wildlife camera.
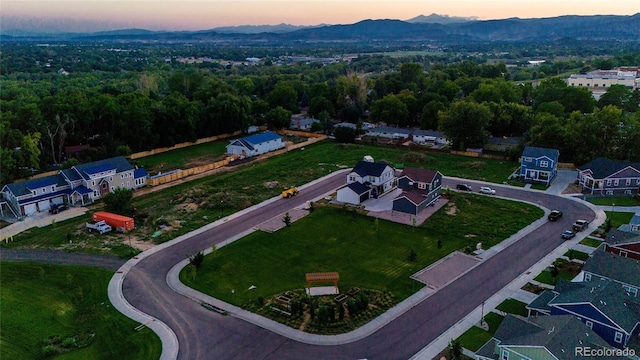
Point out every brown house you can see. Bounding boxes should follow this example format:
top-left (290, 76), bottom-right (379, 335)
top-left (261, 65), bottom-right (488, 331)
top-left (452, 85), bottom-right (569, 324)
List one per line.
top-left (603, 228), bottom-right (640, 260)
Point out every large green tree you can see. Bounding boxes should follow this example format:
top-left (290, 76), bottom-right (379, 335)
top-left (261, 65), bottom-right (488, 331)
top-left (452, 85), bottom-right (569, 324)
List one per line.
top-left (438, 100), bottom-right (491, 150)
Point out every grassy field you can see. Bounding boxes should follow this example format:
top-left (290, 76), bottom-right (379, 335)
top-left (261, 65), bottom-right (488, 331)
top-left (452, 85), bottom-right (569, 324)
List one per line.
top-left (181, 194), bottom-right (543, 306)
top-left (588, 196), bottom-right (640, 206)
top-left (135, 140), bottom-right (230, 174)
top-left (0, 262), bottom-right (161, 360)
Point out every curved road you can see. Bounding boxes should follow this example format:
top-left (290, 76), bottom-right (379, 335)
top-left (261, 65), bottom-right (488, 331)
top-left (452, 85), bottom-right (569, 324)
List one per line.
top-left (121, 173), bottom-right (596, 360)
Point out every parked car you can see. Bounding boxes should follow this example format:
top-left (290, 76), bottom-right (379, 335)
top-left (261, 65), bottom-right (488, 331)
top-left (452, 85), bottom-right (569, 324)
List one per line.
top-left (479, 186), bottom-right (496, 195)
top-left (548, 210), bottom-right (563, 221)
top-left (562, 230), bottom-right (576, 240)
top-left (572, 219), bottom-right (589, 232)
top-left (49, 204), bottom-right (68, 214)
top-left (456, 184), bottom-right (472, 191)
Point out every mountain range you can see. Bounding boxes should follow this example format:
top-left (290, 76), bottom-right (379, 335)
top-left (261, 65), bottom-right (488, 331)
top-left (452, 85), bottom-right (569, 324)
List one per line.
top-left (2, 13), bottom-right (639, 43)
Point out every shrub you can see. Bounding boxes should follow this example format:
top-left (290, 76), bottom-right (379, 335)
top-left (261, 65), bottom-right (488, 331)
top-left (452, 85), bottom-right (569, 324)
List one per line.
top-left (189, 251), bottom-right (205, 268)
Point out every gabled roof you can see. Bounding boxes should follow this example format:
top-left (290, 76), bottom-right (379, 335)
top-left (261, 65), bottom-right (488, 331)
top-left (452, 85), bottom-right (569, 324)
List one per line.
top-left (228, 132), bottom-right (282, 151)
top-left (66, 185), bottom-right (92, 195)
top-left (61, 168), bottom-right (82, 182)
top-left (583, 248), bottom-right (640, 288)
top-left (134, 168), bottom-right (148, 178)
top-left (395, 188), bottom-right (432, 206)
top-left (412, 129), bottom-right (445, 137)
top-left (522, 146), bottom-right (559, 161)
top-left (548, 280), bottom-right (640, 333)
top-left (526, 289), bottom-right (556, 314)
top-left (3, 174), bottom-right (68, 197)
top-left (605, 228), bottom-right (640, 246)
top-left (399, 167), bottom-right (440, 184)
top-left (630, 215), bottom-right (640, 226)
top-left (72, 156), bottom-right (135, 180)
top-left (577, 157), bottom-right (640, 179)
top-left (351, 160), bottom-right (391, 178)
top-left (487, 315), bottom-right (609, 359)
top-left (367, 126), bottom-right (414, 135)
top-left (345, 182), bottom-right (370, 195)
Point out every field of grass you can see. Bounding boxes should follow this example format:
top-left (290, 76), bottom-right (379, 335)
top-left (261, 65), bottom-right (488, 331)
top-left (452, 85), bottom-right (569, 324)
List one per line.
top-left (604, 211), bottom-right (636, 228)
top-left (495, 298), bottom-right (528, 317)
top-left (0, 262), bottom-right (161, 360)
top-left (588, 197), bottom-right (640, 206)
top-left (457, 326), bottom-right (492, 352)
top-left (579, 237), bottom-right (603, 248)
top-left (181, 194), bottom-right (543, 306)
top-left (135, 140), bottom-right (230, 174)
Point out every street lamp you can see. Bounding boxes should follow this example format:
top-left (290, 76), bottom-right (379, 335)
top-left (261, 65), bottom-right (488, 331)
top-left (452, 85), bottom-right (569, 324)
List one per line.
top-left (220, 200), bottom-right (224, 218)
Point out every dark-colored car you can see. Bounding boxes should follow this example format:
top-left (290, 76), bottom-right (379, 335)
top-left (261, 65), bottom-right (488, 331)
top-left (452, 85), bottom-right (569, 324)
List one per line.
top-left (561, 230), bottom-right (576, 240)
top-left (548, 210), bottom-right (563, 221)
top-left (456, 184), bottom-right (472, 191)
top-left (49, 204), bottom-right (68, 214)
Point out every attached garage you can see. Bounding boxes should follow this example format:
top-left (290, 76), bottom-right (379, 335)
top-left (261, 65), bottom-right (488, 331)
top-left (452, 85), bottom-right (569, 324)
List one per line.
top-left (23, 203), bottom-right (37, 216)
top-left (37, 200), bottom-right (51, 212)
top-left (336, 182), bottom-right (370, 205)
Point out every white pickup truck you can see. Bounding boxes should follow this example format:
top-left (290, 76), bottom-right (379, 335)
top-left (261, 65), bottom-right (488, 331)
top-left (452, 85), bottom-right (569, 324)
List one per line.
top-left (86, 220), bottom-right (112, 234)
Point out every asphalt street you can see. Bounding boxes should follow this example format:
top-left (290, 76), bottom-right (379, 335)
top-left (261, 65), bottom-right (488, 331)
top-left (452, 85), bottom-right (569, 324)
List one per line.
top-left (120, 174), bottom-right (596, 360)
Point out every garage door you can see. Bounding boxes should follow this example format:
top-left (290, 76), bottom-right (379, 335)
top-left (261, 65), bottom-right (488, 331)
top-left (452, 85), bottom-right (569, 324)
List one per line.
top-left (51, 197), bottom-right (64, 206)
top-left (37, 200), bottom-right (51, 212)
top-left (23, 203), bottom-right (37, 215)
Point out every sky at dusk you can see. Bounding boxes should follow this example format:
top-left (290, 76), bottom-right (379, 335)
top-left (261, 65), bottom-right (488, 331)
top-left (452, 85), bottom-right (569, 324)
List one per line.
top-left (3, 0), bottom-right (639, 32)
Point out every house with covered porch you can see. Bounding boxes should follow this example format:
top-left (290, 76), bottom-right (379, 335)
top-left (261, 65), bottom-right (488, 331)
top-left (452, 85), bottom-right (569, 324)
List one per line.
top-left (519, 146), bottom-right (559, 185)
top-left (577, 157), bottom-right (640, 195)
top-left (336, 157), bottom-right (395, 205)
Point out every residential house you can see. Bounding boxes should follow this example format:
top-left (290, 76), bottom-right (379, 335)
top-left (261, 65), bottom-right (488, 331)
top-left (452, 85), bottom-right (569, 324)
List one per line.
top-left (528, 279), bottom-right (640, 349)
top-left (476, 315), bottom-right (610, 360)
top-left (333, 122), bottom-right (356, 130)
top-left (336, 157), bottom-right (395, 205)
top-left (225, 132), bottom-right (285, 158)
top-left (289, 117), bottom-right (319, 131)
top-left (581, 248), bottom-right (640, 297)
top-left (577, 157), bottom-right (640, 196)
top-left (1, 156), bottom-right (146, 217)
top-left (622, 214), bottom-right (640, 233)
top-left (519, 146), bottom-right (560, 185)
top-left (411, 129), bottom-right (448, 146)
top-left (392, 167), bottom-right (442, 215)
top-left (365, 126), bottom-right (413, 140)
top-left (603, 228), bottom-right (640, 260)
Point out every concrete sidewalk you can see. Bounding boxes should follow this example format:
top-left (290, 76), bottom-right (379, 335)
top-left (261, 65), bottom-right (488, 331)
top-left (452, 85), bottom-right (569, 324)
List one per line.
top-left (0, 206), bottom-right (88, 239)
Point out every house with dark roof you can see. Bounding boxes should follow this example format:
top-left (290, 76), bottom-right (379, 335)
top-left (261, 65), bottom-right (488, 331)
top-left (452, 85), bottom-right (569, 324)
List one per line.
top-left (365, 126), bottom-right (413, 139)
top-left (581, 248), bottom-right (640, 297)
top-left (225, 132), bottom-right (285, 158)
top-left (577, 157), bottom-right (640, 195)
top-left (336, 157), bottom-right (395, 205)
top-left (392, 167), bottom-right (442, 215)
top-left (620, 214), bottom-right (640, 233)
top-left (519, 146), bottom-right (560, 185)
top-left (475, 315), bottom-right (610, 360)
top-left (289, 117), bottom-right (319, 131)
top-left (603, 228), bottom-right (640, 261)
top-left (411, 129), bottom-right (448, 145)
top-left (1, 156), bottom-right (147, 217)
top-left (527, 278), bottom-right (640, 349)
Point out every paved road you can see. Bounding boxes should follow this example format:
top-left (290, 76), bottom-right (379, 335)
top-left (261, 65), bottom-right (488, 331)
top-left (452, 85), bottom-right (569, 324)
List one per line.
top-left (118, 173), bottom-right (596, 360)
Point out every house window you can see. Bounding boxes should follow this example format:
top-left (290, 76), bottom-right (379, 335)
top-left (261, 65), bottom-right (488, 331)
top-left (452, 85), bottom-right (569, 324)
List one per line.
top-left (51, 186), bottom-right (55, 192)
top-left (606, 190), bottom-right (614, 195)
top-left (626, 179), bottom-right (631, 185)
top-left (636, 179), bottom-right (640, 185)
top-left (523, 157), bottom-right (532, 162)
top-left (540, 161), bottom-right (549, 168)
top-left (620, 250), bottom-right (628, 258)
top-left (501, 349), bottom-right (509, 360)
top-left (109, 176), bottom-right (113, 181)
top-left (121, 182), bottom-right (124, 187)
top-left (614, 331), bottom-right (623, 344)
top-left (418, 183), bottom-right (426, 189)
top-left (121, 174), bottom-right (124, 179)
top-left (93, 190), bottom-right (99, 197)
top-left (614, 179), bottom-right (619, 186)
top-left (586, 320), bottom-right (593, 329)
top-left (32, 190), bottom-right (37, 196)
top-left (625, 190), bottom-right (632, 195)
top-left (92, 181), bottom-right (95, 186)
top-left (585, 273), bottom-right (591, 281)
top-left (102, 183), bottom-right (107, 189)
top-left (606, 180), bottom-right (612, 186)
top-left (349, 176), bottom-right (356, 182)
top-left (42, 188), bottom-right (46, 194)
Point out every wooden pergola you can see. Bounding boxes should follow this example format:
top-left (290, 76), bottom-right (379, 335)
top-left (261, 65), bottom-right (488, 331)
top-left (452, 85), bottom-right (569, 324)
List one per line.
top-left (305, 272), bottom-right (340, 290)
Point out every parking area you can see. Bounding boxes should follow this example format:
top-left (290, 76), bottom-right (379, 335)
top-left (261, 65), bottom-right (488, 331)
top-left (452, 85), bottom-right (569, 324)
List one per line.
top-left (412, 251), bottom-right (481, 289)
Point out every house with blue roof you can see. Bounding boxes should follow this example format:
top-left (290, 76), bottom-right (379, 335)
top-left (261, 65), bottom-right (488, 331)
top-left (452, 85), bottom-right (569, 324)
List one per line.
top-left (577, 157), bottom-right (640, 195)
top-left (519, 146), bottom-right (560, 185)
top-left (225, 132), bottom-right (285, 158)
top-left (1, 156), bottom-right (147, 217)
top-left (336, 156), bottom-right (395, 205)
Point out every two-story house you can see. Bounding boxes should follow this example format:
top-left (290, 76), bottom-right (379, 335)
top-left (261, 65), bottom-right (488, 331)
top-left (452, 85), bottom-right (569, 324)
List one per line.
top-left (476, 315), bottom-right (609, 360)
top-left (577, 157), bottom-right (640, 196)
top-left (581, 248), bottom-right (640, 297)
top-left (336, 157), bottom-right (395, 205)
top-left (527, 279), bottom-right (640, 349)
top-left (225, 132), bottom-right (285, 158)
top-left (519, 146), bottom-right (560, 185)
top-left (603, 228), bottom-right (640, 260)
top-left (392, 167), bottom-right (442, 215)
top-left (1, 156), bottom-right (147, 217)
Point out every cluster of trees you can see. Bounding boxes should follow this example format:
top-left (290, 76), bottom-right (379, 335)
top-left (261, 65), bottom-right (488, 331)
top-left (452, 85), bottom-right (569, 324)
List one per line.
top-left (2, 42), bottom-right (639, 187)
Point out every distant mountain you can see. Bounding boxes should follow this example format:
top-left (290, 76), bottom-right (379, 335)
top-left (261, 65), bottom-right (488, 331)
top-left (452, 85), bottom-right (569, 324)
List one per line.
top-left (406, 13), bottom-right (477, 24)
top-left (210, 23), bottom-right (324, 34)
top-left (3, 13), bottom-right (639, 44)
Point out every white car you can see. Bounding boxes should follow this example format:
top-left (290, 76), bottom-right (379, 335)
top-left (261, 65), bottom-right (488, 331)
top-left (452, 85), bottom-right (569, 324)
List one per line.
top-left (479, 186), bottom-right (496, 195)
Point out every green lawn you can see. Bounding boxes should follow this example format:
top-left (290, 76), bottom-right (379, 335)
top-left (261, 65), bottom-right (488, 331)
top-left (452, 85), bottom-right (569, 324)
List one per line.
top-left (604, 211), bottom-right (636, 228)
top-left (182, 195), bottom-right (542, 306)
top-left (0, 262), bottom-right (161, 360)
top-left (457, 326), bottom-right (492, 352)
top-left (534, 269), bottom-right (575, 286)
top-left (135, 140), bottom-right (231, 173)
top-left (495, 298), bottom-right (529, 317)
top-left (579, 237), bottom-right (603, 248)
top-left (484, 312), bottom-right (505, 335)
top-left (588, 197), bottom-right (640, 206)
top-left (564, 250), bottom-right (590, 261)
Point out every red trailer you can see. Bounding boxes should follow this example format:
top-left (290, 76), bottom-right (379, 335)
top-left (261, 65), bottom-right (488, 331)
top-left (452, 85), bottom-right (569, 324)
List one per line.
top-left (92, 211), bottom-right (135, 232)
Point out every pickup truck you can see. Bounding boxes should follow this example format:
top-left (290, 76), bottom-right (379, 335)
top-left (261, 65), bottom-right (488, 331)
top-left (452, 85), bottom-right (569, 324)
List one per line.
top-left (572, 219), bottom-right (589, 232)
top-left (86, 220), bottom-right (112, 234)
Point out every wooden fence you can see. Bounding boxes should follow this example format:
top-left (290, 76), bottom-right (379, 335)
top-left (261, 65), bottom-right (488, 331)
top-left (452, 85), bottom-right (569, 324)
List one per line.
top-left (146, 158), bottom-right (234, 186)
top-left (129, 131), bottom-right (242, 160)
